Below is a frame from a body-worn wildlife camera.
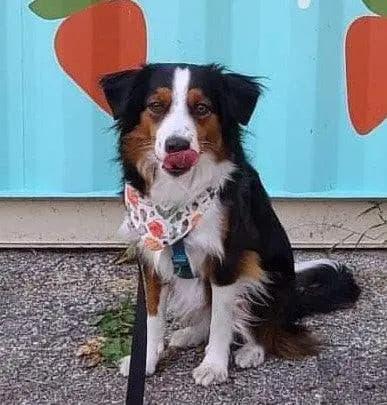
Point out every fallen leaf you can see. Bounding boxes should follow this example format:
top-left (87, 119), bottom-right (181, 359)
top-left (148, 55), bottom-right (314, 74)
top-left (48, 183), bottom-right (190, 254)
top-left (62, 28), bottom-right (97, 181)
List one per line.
top-left (76, 336), bottom-right (106, 367)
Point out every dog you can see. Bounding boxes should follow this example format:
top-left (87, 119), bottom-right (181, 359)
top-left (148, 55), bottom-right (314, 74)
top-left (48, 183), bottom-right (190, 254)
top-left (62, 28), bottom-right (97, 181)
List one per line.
top-left (101, 63), bottom-right (360, 386)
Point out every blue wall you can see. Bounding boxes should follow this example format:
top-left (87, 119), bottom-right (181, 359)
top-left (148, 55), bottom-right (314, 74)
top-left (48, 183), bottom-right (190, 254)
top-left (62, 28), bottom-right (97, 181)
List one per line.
top-left (1, 0), bottom-right (386, 197)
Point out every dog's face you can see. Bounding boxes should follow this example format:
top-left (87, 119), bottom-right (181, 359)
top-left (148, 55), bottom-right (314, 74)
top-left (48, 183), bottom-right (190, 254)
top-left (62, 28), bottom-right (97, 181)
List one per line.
top-left (101, 63), bottom-right (260, 188)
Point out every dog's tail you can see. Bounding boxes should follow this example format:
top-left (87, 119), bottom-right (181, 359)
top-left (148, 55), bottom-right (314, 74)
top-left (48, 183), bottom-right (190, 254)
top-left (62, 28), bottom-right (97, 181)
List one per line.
top-left (255, 259), bottom-right (360, 359)
top-left (293, 259), bottom-right (361, 319)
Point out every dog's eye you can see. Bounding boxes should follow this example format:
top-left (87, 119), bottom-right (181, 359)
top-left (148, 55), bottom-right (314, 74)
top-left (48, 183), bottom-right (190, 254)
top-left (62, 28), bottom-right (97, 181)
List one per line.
top-left (147, 101), bottom-right (165, 114)
top-left (194, 103), bottom-right (210, 117)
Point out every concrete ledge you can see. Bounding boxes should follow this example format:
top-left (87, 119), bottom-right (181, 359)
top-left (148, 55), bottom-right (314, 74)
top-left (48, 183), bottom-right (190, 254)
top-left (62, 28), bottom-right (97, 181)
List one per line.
top-left (0, 199), bottom-right (386, 248)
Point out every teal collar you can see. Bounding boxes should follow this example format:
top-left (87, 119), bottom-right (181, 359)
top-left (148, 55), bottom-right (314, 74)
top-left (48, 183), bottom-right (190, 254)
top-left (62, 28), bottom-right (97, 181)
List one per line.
top-left (171, 239), bottom-right (196, 279)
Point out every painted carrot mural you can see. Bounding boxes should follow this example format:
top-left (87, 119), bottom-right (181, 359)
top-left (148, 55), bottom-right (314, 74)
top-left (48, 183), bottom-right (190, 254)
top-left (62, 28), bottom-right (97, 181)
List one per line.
top-left (346, 0), bottom-right (387, 135)
top-left (29, 0), bottom-right (147, 115)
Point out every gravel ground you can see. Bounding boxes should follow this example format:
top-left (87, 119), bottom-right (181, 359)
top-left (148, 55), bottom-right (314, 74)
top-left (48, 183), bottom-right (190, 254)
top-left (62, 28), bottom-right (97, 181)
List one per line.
top-left (0, 249), bottom-right (386, 405)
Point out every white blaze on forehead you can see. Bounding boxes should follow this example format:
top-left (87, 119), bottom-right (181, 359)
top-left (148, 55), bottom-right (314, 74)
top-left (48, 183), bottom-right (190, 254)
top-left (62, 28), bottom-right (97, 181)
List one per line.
top-left (171, 67), bottom-right (191, 109)
top-left (155, 67), bottom-right (199, 159)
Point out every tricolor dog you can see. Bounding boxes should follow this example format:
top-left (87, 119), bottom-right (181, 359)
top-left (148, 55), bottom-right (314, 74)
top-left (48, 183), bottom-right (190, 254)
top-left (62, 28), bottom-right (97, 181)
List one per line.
top-left (101, 63), bottom-right (360, 386)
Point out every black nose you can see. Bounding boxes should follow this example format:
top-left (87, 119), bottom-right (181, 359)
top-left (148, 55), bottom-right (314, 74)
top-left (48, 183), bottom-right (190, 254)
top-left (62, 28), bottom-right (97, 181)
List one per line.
top-left (165, 137), bottom-right (190, 153)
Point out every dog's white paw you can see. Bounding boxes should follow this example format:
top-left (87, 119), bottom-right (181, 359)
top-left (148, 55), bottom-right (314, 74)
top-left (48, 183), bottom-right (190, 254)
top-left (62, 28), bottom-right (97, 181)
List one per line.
top-left (119, 342), bottom-right (164, 377)
top-left (234, 344), bottom-right (265, 369)
top-left (192, 359), bottom-right (228, 386)
top-left (146, 342), bottom-right (164, 376)
top-left (169, 327), bottom-right (206, 348)
top-left (119, 355), bottom-right (131, 377)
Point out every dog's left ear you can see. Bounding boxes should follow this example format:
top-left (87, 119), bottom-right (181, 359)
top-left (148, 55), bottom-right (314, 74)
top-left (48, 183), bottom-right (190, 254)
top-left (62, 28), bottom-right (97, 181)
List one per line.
top-left (222, 73), bottom-right (261, 125)
top-left (100, 69), bottom-right (141, 119)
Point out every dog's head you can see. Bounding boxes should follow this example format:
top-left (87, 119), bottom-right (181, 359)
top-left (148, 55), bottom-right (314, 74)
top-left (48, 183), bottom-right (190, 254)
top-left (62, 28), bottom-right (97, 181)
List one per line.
top-left (101, 63), bottom-right (261, 192)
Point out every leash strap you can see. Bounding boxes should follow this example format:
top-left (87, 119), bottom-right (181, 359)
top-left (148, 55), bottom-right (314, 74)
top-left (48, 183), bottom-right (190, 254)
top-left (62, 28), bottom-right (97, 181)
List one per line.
top-left (126, 259), bottom-right (147, 405)
top-left (125, 241), bottom-right (194, 403)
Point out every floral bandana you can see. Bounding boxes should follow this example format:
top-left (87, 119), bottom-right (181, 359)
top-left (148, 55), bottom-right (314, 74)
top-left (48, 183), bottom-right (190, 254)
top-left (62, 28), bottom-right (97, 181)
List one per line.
top-left (120, 183), bottom-right (219, 251)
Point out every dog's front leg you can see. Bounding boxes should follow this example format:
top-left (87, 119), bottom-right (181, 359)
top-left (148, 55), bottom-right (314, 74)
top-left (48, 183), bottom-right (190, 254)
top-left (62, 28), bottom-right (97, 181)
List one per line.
top-left (192, 283), bottom-right (237, 386)
top-left (118, 265), bottom-right (168, 377)
top-left (143, 266), bottom-right (169, 376)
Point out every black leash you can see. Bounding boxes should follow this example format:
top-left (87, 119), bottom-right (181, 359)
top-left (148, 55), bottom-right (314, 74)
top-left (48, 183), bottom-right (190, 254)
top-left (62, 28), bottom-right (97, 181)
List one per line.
top-left (126, 259), bottom-right (147, 405)
top-left (125, 242), bottom-right (194, 404)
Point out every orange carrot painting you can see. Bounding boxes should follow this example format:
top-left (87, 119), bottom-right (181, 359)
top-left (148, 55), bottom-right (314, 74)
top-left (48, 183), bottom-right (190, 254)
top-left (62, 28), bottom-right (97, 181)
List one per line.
top-left (346, 1), bottom-right (387, 135)
top-left (29, 0), bottom-right (147, 115)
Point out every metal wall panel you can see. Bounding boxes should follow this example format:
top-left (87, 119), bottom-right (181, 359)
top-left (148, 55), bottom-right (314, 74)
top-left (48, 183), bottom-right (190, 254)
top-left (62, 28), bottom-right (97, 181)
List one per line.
top-left (1, 0), bottom-right (386, 197)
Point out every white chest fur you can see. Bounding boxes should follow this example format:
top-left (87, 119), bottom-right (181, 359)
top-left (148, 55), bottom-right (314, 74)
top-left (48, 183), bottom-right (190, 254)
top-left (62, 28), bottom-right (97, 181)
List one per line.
top-left (184, 200), bottom-right (225, 276)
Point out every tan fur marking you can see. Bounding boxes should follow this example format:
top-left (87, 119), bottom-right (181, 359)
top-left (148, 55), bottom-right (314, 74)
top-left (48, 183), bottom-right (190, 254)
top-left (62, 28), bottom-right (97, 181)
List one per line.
top-left (238, 250), bottom-right (265, 281)
top-left (121, 112), bottom-right (157, 189)
top-left (121, 89), bottom-right (171, 190)
top-left (204, 280), bottom-right (212, 306)
top-left (203, 255), bottom-right (218, 282)
top-left (187, 88), bottom-right (226, 161)
top-left (143, 265), bottom-right (162, 316)
top-left (147, 87), bottom-right (172, 120)
top-left (220, 208), bottom-right (229, 240)
top-left (121, 87), bottom-right (173, 189)
top-left (255, 323), bottom-right (320, 359)
top-left (148, 87), bottom-right (172, 104)
top-left (187, 88), bottom-right (211, 107)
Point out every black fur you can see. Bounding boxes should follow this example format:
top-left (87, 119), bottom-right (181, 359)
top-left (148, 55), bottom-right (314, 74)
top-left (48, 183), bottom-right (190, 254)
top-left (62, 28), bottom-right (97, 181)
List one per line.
top-left (294, 262), bottom-right (361, 319)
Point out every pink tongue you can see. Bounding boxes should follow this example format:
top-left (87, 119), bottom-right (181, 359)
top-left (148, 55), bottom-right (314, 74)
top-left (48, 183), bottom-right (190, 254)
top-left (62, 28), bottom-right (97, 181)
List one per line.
top-left (163, 150), bottom-right (199, 170)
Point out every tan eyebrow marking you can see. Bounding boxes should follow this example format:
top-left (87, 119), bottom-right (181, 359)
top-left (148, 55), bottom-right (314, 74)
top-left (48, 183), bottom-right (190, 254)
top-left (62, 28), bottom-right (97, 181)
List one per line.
top-left (187, 88), bottom-right (212, 109)
top-left (146, 87), bottom-right (172, 106)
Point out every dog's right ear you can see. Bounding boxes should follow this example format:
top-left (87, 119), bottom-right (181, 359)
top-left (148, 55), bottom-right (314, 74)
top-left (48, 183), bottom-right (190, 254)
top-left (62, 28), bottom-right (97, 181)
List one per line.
top-left (100, 69), bottom-right (141, 119)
